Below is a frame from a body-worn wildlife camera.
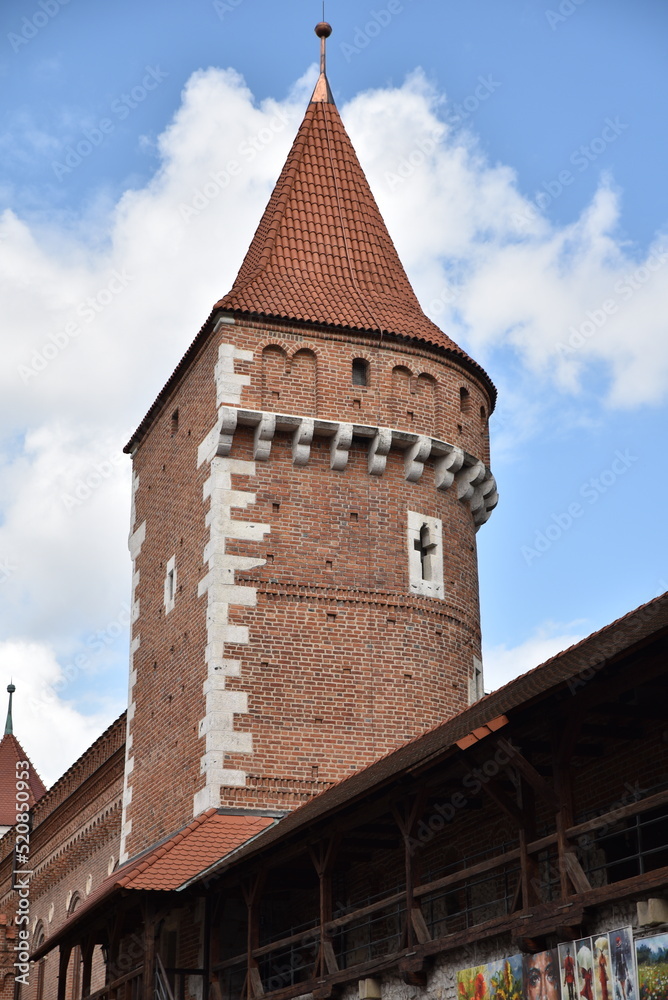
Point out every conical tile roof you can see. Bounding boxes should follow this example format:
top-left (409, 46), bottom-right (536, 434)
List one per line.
top-left (0, 686), bottom-right (47, 826)
top-left (0, 734), bottom-right (47, 826)
top-left (216, 52), bottom-right (489, 385)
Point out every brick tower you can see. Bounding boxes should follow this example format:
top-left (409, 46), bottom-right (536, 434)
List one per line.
top-left (119, 24), bottom-right (498, 863)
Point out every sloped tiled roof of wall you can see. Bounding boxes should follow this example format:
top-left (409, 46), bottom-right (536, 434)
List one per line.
top-left (31, 809), bottom-right (276, 958)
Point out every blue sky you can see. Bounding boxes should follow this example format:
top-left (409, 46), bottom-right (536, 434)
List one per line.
top-left (1, 0), bottom-right (667, 784)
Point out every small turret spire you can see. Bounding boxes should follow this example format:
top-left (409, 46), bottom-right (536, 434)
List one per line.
top-left (5, 683), bottom-right (15, 736)
top-left (311, 21), bottom-right (334, 104)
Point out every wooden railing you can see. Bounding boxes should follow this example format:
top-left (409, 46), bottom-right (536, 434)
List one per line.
top-left (211, 790), bottom-right (668, 1000)
top-left (86, 966), bottom-right (143, 1000)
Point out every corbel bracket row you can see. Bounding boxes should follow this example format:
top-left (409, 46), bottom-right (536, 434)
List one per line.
top-left (207, 407), bottom-right (498, 528)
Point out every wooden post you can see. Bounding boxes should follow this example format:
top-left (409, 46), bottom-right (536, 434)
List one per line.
top-left (519, 781), bottom-right (541, 909)
top-left (553, 721), bottom-right (591, 898)
top-left (392, 795), bottom-right (429, 950)
top-left (203, 894), bottom-right (212, 1000)
top-left (242, 875), bottom-right (265, 999)
top-left (142, 900), bottom-right (157, 1000)
top-left (81, 936), bottom-right (94, 998)
top-left (56, 944), bottom-right (71, 1000)
top-left (310, 839), bottom-right (339, 978)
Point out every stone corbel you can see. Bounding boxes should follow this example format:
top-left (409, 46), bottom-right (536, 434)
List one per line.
top-left (368, 428), bottom-right (392, 476)
top-left (471, 474), bottom-right (499, 528)
top-left (456, 459), bottom-right (487, 502)
top-left (404, 435), bottom-right (432, 483)
top-left (434, 446), bottom-right (465, 491)
top-left (293, 418), bottom-right (314, 466)
top-left (216, 407), bottom-right (238, 457)
top-left (331, 423), bottom-right (353, 471)
top-left (253, 413), bottom-right (276, 461)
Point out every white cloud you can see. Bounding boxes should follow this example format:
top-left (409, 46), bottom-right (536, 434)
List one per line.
top-left (1, 65), bottom-right (667, 785)
top-left (0, 644), bottom-right (123, 788)
top-left (483, 621), bottom-right (587, 693)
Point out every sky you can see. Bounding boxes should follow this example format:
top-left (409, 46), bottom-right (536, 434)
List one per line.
top-left (0, 0), bottom-right (667, 787)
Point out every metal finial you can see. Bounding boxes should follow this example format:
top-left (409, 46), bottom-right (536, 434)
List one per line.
top-left (5, 683), bottom-right (15, 736)
top-left (312, 22), bottom-right (334, 103)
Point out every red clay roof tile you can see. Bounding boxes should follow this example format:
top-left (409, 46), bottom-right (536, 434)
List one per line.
top-left (0, 734), bottom-right (46, 826)
top-left (216, 93), bottom-right (486, 376)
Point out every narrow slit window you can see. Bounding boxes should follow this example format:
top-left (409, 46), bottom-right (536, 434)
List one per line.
top-left (163, 556), bottom-right (177, 614)
top-left (170, 409), bottom-right (179, 436)
top-left (352, 358), bottom-right (368, 386)
top-left (459, 387), bottom-right (471, 414)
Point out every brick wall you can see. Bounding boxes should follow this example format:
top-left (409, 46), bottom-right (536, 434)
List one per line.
top-left (0, 716), bottom-right (125, 999)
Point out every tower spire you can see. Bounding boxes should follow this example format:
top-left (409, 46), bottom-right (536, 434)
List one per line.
top-left (311, 21), bottom-right (334, 104)
top-left (4, 683), bottom-right (14, 736)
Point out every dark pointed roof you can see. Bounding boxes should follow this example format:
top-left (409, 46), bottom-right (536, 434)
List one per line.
top-left (216, 26), bottom-right (490, 385)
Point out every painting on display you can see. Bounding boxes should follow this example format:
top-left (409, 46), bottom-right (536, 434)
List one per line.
top-left (576, 937), bottom-right (596, 1000)
top-left (636, 932), bottom-right (668, 1000)
top-left (458, 964), bottom-right (490, 1000)
top-left (523, 950), bottom-right (560, 1000)
top-left (457, 956), bottom-right (523, 1000)
top-left (610, 927), bottom-right (636, 1000)
top-left (488, 955), bottom-right (524, 1000)
top-left (457, 928), bottom-right (638, 1000)
top-left (559, 942), bottom-right (580, 1000)
top-left (594, 935), bottom-right (615, 1000)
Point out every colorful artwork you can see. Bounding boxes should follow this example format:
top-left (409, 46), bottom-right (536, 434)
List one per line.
top-left (576, 938), bottom-right (595, 1000)
top-left (560, 943), bottom-right (579, 1000)
top-left (458, 957), bottom-right (523, 1000)
top-left (611, 927), bottom-right (636, 1000)
top-left (636, 932), bottom-right (668, 1000)
top-left (458, 965), bottom-right (489, 1000)
top-left (594, 936), bottom-right (614, 1000)
top-left (457, 931), bottom-right (639, 1000)
top-left (524, 950), bottom-right (560, 1000)
top-left (488, 955), bottom-right (523, 1000)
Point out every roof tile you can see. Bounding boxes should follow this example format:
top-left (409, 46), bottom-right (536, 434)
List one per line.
top-left (216, 92), bottom-right (488, 381)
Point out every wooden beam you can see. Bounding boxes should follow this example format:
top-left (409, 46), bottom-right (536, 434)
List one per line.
top-left (566, 787), bottom-right (668, 838)
top-left (497, 738), bottom-right (558, 810)
top-left (561, 852), bottom-right (591, 894)
top-left (228, 863), bottom-right (668, 1000)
